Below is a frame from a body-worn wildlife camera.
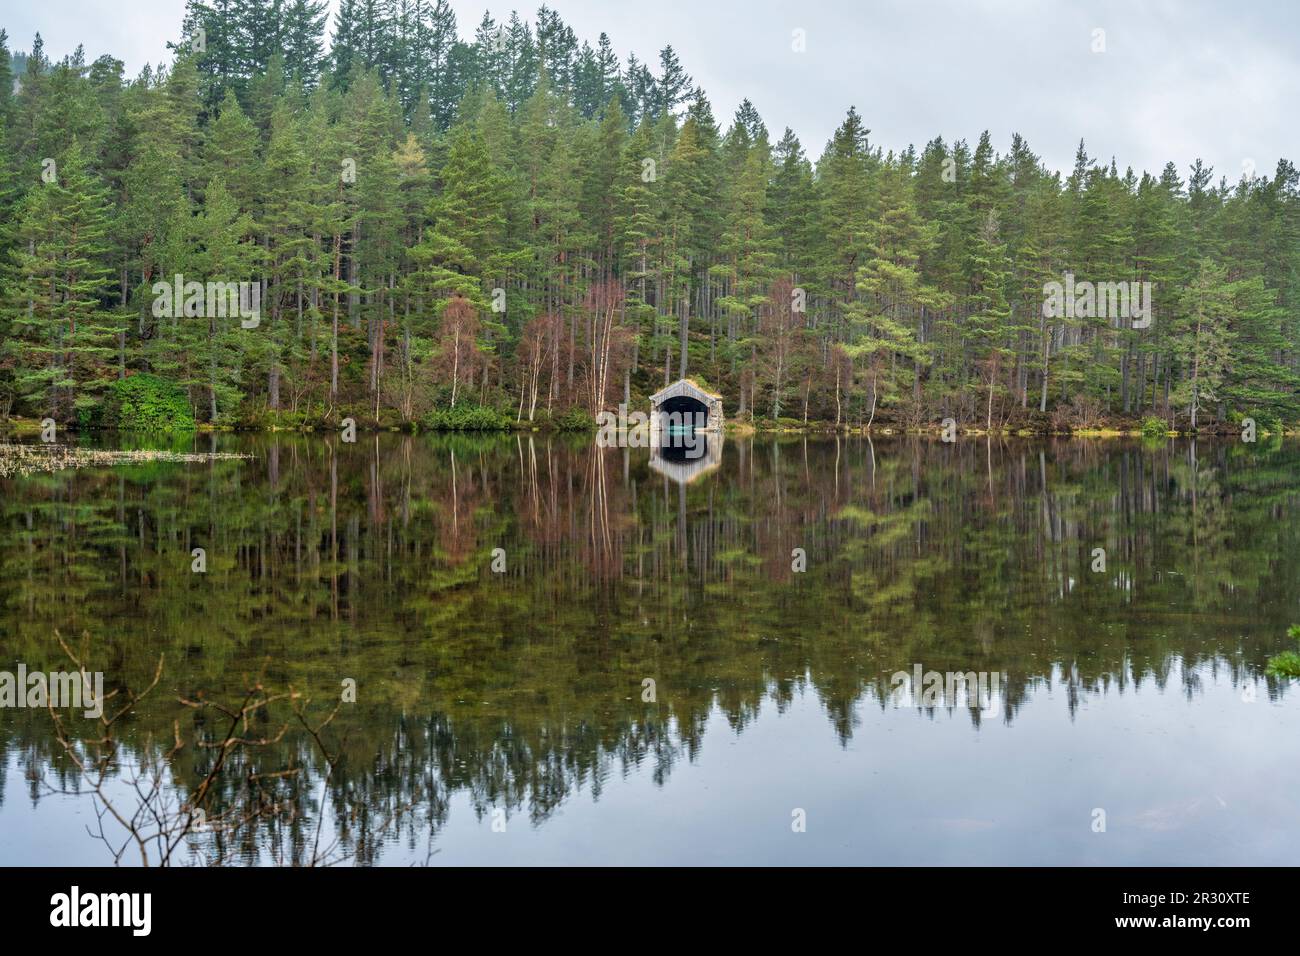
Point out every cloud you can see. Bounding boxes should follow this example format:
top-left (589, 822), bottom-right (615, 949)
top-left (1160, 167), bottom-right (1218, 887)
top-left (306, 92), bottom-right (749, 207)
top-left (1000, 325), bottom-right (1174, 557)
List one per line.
top-left (7, 0), bottom-right (1296, 179)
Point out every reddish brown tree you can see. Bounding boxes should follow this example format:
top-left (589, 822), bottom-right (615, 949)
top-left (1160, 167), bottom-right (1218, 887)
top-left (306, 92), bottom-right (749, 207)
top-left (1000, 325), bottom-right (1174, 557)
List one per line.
top-left (435, 295), bottom-right (481, 408)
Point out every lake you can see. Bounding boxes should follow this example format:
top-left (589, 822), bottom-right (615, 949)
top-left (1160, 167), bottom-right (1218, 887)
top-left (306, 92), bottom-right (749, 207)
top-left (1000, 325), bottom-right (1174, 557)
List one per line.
top-left (1, 433), bottom-right (1297, 865)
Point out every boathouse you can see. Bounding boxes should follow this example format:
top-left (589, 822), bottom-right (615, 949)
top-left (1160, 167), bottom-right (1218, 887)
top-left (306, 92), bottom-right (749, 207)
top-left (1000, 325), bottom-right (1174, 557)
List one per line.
top-left (648, 379), bottom-right (724, 433)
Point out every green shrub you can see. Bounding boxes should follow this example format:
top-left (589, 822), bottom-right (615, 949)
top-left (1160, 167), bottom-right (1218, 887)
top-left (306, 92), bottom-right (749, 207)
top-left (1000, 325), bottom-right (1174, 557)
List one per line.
top-left (101, 374), bottom-right (195, 433)
top-left (421, 403), bottom-right (512, 431)
top-left (1266, 625), bottom-right (1300, 678)
top-left (1140, 416), bottom-right (1168, 439)
top-left (76, 399), bottom-right (104, 432)
top-left (1252, 413), bottom-right (1282, 436)
top-left (551, 407), bottom-right (594, 432)
top-left (755, 416), bottom-right (804, 430)
top-left (261, 409), bottom-right (312, 430)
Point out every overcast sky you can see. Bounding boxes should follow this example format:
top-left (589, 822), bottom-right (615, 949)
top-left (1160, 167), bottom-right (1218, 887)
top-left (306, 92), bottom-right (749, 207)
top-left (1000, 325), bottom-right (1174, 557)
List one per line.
top-left (4, 0), bottom-right (1297, 181)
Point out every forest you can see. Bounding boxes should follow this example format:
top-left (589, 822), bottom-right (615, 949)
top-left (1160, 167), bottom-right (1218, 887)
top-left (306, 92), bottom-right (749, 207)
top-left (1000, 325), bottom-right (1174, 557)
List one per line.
top-left (1, 0), bottom-right (1298, 434)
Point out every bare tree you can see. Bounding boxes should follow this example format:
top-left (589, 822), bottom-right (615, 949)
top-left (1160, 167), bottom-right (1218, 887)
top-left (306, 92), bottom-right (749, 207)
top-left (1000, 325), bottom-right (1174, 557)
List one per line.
top-left (43, 631), bottom-right (413, 866)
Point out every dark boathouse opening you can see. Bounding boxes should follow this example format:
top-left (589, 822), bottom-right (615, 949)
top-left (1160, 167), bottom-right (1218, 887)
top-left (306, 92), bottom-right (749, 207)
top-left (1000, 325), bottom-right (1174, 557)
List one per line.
top-left (658, 394), bottom-right (709, 427)
top-left (659, 431), bottom-right (709, 463)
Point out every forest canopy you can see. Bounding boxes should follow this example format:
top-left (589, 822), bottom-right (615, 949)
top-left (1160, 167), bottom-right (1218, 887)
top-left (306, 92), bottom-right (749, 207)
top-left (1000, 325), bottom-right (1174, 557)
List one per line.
top-left (0, 1), bottom-right (1297, 432)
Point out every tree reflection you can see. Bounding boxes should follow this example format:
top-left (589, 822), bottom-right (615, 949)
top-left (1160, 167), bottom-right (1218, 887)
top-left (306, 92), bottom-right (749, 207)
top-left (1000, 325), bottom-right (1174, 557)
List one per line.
top-left (1, 434), bottom-right (1297, 861)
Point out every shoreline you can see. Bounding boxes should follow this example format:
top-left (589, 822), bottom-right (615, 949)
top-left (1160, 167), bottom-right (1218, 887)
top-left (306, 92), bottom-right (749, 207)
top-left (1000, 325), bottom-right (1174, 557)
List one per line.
top-left (1, 416), bottom-right (1291, 441)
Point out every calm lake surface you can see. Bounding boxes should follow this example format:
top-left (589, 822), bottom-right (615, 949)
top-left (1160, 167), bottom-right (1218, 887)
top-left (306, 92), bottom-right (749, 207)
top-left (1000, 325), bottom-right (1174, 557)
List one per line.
top-left (1, 433), bottom-right (1298, 865)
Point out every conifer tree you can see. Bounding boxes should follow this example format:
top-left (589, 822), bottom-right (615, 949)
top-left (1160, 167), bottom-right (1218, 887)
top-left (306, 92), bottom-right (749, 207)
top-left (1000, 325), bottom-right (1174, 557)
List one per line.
top-left (1171, 259), bottom-right (1234, 429)
top-left (846, 158), bottom-right (945, 425)
top-left (3, 141), bottom-right (117, 421)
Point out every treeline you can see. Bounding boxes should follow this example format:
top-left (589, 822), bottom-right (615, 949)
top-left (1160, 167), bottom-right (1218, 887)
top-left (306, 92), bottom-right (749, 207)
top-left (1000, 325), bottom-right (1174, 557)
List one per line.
top-left (0, 1), bottom-right (1298, 432)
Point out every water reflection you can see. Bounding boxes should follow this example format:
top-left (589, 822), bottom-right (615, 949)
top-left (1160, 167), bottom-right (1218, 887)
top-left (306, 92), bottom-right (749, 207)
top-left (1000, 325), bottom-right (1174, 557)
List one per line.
top-left (649, 431), bottom-right (722, 484)
top-left (1, 434), bottom-right (1298, 864)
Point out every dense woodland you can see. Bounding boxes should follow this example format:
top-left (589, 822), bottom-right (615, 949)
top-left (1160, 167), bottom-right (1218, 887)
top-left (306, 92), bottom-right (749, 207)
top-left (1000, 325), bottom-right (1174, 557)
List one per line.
top-left (1, 1), bottom-right (1298, 432)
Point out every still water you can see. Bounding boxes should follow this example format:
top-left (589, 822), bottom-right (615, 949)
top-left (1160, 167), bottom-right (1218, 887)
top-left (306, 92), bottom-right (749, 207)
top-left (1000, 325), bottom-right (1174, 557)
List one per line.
top-left (1, 433), bottom-right (1297, 865)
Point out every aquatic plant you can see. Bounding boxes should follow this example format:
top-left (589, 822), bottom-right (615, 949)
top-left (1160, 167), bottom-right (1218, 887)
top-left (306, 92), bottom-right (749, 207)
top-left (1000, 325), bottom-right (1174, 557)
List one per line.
top-left (0, 443), bottom-right (249, 478)
top-left (1265, 625), bottom-right (1300, 678)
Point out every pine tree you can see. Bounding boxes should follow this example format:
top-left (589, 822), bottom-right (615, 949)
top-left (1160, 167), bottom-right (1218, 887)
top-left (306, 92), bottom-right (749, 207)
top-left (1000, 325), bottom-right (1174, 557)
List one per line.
top-left (501, 13), bottom-right (538, 114)
top-left (768, 128), bottom-right (816, 282)
top-left (535, 6), bottom-right (578, 94)
top-left (330, 0), bottom-right (362, 88)
top-left (582, 97), bottom-right (628, 278)
top-left (181, 0), bottom-right (241, 109)
top-left (615, 118), bottom-right (662, 371)
top-left (259, 101), bottom-right (323, 411)
top-left (0, 29), bottom-right (15, 124)
top-left (655, 46), bottom-right (691, 118)
top-left (112, 58), bottom-right (203, 377)
top-left (817, 107), bottom-right (876, 345)
top-left (407, 122), bottom-right (505, 308)
top-left (420, 0), bottom-right (460, 130)
top-left (1222, 274), bottom-right (1296, 422)
top-left (282, 0), bottom-right (329, 85)
top-left (621, 53), bottom-right (655, 126)
top-left (2, 140), bottom-right (118, 421)
top-left (1171, 259), bottom-right (1234, 429)
top-left (846, 157), bottom-right (945, 426)
top-left (203, 89), bottom-right (260, 208)
top-left (168, 176), bottom-right (262, 422)
top-left (662, 114), bottom-right (713, 381)
top-left (714, 107), bottom-right (775, 388)
top-left (471, 13), bottom-right (507, 99)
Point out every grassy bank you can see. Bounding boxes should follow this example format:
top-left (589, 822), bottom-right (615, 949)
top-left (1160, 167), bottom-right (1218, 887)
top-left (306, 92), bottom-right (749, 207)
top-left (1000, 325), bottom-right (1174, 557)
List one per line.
top-left (4, 414), bottom-right (1294, 440)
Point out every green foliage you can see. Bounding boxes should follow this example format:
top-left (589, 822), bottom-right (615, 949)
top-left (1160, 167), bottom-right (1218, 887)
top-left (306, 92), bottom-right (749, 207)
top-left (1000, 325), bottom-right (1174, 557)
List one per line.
top-left (551, 407), bottom-right (595, 431)
top-left (1141, 416), bottom-right (1168, 439)
top-left (76, 402), bottom-right (102, 432)
top-left (421, 403), bottom-right (512, 431)
top-left (1265, 625), bottom-right (1300, 678)
top-left (1, 141), bottom-right (119, 420)
top-left (100, 373), bottom-right (196, 433)
top-left (1267, 652), bottom-right (1300, 678)
top-left (1252, 412), bottom-right (1283, 436)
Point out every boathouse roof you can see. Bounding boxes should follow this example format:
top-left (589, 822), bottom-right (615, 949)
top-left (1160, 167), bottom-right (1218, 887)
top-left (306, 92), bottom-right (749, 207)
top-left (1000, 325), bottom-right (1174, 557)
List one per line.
top-left (648, 378), bottom-right (723, 404)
